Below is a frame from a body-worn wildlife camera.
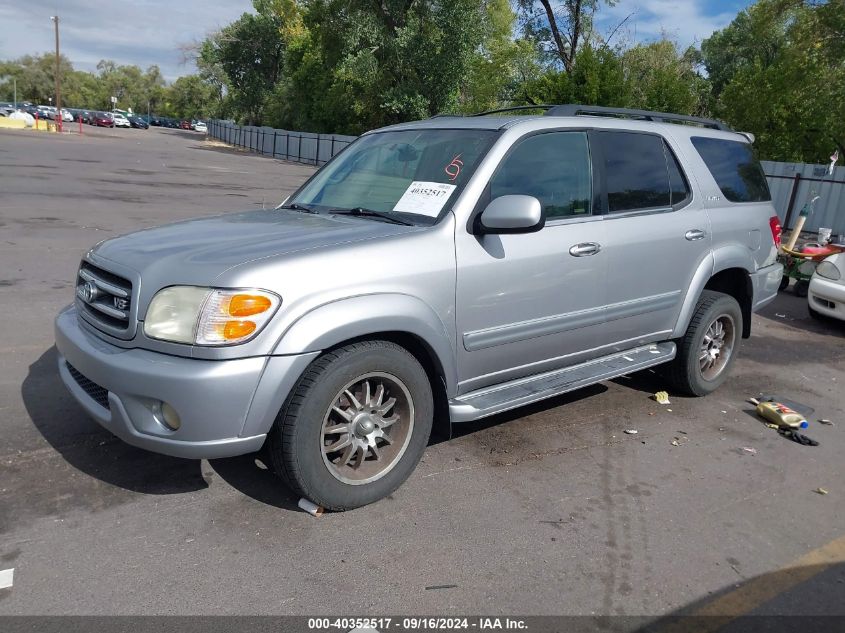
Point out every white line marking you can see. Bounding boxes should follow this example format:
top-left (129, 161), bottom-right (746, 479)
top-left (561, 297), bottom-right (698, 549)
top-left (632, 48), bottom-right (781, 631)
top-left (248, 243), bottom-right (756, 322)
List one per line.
top-left (0, 568), bottom-right (14, 590)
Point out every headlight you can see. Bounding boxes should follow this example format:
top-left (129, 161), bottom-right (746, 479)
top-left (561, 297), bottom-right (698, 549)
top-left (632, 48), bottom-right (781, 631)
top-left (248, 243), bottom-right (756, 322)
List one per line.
top-left (815, 260), bottom-right (841, 281)
top-left (144, 286), bottom-right (280, 345)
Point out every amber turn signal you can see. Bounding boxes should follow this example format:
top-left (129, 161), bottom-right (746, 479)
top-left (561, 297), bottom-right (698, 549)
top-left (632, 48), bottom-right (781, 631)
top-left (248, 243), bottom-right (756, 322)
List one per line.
top-left (228, 293), bottom-right (273, 317)
top-left (222, 320), bottom-right (257, 339)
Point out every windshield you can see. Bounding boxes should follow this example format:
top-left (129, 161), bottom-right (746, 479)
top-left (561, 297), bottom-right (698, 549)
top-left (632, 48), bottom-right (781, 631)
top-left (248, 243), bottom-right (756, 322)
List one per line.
top-left (289, 128), bottom-right (496, 225)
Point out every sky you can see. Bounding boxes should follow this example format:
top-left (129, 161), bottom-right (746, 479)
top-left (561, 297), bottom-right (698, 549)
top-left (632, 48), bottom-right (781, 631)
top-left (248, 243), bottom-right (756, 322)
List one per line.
top-left (0, 0), bottom-right (753, 81)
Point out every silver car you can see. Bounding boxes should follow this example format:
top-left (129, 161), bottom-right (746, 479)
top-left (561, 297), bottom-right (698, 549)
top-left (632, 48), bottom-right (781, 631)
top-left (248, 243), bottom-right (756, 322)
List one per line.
top-left (55, 105), bottom-right (783, 509)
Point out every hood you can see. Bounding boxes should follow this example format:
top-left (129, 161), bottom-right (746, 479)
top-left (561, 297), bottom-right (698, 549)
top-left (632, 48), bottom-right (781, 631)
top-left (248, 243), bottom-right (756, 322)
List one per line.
top-left (91, 208), bottom-right (419, 290)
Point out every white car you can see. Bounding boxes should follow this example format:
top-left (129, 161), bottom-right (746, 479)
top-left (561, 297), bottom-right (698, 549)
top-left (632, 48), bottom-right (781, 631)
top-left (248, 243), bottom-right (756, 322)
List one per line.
top-left (60, 108), bottom-right (73, 122)
top-left (194, 121), bottom-right (207, 133)
top-left (808, 252), bottom-right (845, 321)
top-left (112, 113), bottom-right (131, 128)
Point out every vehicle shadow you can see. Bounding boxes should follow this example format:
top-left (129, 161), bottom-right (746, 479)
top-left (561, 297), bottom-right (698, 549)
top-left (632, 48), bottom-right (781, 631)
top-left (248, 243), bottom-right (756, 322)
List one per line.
top-left (446, 383), bottom-right (609, 441)
top-left (22, 347), bottom-right (208, 494)
top-left (208, 453), bottom-right (302, 511)
top-left (637, 561), bottom-right (845, 632)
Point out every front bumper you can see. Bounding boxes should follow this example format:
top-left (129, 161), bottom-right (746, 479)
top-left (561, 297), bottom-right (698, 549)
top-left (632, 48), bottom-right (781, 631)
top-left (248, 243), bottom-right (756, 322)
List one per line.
top-left (809, 275), bottom-right (845, 321)
top-left (751, 262), bottom-right (784, 311)
top-left (55, 305), bottom-right (318, 459)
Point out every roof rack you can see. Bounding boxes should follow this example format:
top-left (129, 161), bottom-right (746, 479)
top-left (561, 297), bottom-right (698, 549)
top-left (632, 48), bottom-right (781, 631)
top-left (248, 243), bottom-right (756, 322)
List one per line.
top-left (469, 105), bottom-right (556, 117)
top-left (543, 104), bottom-right (732, 131)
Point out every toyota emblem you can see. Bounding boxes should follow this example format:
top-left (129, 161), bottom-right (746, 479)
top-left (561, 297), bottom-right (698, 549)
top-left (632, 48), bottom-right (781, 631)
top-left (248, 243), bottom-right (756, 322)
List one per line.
top-left (77, 280), bottom-right (100, 304)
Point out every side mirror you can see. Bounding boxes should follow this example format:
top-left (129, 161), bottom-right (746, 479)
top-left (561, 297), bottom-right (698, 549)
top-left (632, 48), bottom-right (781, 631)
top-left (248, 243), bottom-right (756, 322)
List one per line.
top-left (478, 195), bottom-right (544, 234)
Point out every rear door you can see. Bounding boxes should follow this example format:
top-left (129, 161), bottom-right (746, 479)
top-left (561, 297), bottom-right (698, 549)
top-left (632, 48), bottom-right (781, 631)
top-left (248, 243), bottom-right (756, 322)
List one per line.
top-left (595, 130), bottom-right (711, 347)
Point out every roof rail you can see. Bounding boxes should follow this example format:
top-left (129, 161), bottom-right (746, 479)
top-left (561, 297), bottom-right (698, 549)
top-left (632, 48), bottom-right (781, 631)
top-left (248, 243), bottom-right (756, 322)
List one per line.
top-left (544, 104), bottom-right (732, 131)
top-left (468, 105), bottom-right (555, 117)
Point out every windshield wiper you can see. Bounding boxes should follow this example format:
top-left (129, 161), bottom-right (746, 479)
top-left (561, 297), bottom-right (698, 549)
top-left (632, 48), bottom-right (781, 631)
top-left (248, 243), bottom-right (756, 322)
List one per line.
top-left (278, 202), bottom-right (318, 214)
top-left (329, 207), bottom-right (414, 226)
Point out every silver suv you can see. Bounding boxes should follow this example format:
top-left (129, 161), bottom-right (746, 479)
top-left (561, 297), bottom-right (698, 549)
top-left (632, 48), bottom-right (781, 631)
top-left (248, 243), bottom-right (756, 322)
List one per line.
top-left (55, 105), bottom-right (784, 509)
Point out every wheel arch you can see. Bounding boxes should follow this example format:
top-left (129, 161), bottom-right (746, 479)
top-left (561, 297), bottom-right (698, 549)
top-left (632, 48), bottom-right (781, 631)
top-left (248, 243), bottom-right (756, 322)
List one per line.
top-left (672, 249), bottom-right (754, 339)
top-left (271, 294), bottom-right (457, 439)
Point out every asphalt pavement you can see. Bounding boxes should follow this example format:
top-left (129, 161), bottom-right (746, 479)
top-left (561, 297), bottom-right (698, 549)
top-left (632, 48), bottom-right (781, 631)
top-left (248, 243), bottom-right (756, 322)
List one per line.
top-left (0, 126), bottom-right (843, 621)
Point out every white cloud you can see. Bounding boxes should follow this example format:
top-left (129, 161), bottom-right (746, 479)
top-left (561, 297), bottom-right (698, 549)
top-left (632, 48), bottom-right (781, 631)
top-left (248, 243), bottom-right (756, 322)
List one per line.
top-left (596, 0), bottom-right (739, 48)
top-left (0, 0), bottom-right (255, 81)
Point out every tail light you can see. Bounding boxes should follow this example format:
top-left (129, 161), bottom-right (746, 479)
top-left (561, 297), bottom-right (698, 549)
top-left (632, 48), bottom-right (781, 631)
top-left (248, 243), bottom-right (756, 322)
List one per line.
top-left (769, 216), bottom-right (782, 248)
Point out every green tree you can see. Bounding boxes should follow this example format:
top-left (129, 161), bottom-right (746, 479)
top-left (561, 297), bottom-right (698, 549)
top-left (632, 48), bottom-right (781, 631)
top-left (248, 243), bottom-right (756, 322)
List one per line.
top-left (163, 75), bottom-right (218, 119)
top-left (456, 0), bottom-right (543, 113)
top-left (0, 53), bottom-right (73, 104)
top-left (199, 5), bottom-right (286, 124)
top-left (702, 0), bottom-right (845, 161)
top-left (268, 0), bottom-right (489, 134)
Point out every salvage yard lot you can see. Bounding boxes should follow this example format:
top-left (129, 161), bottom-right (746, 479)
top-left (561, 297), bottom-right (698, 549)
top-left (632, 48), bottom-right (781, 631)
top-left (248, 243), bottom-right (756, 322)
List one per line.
top-left (1, 127), bottom-right (843, 618)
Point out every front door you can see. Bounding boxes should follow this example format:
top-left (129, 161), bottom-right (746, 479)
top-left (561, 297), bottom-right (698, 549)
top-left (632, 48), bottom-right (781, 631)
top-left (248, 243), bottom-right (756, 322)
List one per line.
top-left (455, 130), bottom-right (608, 394)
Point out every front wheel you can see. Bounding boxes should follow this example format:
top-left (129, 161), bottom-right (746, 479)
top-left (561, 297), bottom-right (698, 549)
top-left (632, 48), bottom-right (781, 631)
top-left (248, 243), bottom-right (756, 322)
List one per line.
top-left (667, 290), bottom-right (742, 396)
top-left (268, 340), bottom-right (433, 510)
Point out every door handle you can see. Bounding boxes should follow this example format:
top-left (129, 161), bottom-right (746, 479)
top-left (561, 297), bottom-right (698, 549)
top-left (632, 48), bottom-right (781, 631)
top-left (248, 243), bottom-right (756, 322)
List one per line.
top-left (569, 242), bottom-right (601, 257)
top-left (685, 229), bottom-right (707, 241)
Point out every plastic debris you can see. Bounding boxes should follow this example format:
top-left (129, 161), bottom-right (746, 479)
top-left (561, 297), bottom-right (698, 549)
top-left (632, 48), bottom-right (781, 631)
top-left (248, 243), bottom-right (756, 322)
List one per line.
top-left (819, 419), bottom-right (834, 426)
top-left (775, 313), bottom-right (787, 318)
top-left (741, 447), bottom-right (757, 455)
top-left (778, 429), bottom-right (819, 446)
top-left (0, 568), bottom-right (13, 590)
top-left (747, 397), bottom-right (760, 406)
top-left (653, 391), bottom-right (671, 405)
top-left (624, 429), bottom-right (638, 435)
top-left (254, 458), bottom-right (268, 470)
top-left (815, 488), bottom-right (829, 495)
top-left (298, 498), bottom-right (324, 517)
top-left (671, 437), bottom-right (688, 447)
top-left (766, 423), bottom-right (780, 429)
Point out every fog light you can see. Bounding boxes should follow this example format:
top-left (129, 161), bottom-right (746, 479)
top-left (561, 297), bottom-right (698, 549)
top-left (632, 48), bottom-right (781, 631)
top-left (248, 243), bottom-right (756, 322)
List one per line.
top-left (160, 402), bottom-right (181, 431)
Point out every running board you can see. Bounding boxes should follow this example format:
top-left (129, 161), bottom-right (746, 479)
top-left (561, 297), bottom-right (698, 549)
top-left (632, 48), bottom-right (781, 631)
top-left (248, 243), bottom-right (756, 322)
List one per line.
top-left (449, 342), bottom-right (676, 423)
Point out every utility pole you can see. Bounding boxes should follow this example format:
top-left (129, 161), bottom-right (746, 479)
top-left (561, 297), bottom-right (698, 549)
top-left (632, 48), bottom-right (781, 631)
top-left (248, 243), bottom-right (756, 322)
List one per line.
top-left (51, 15), bottom-right (61, 132)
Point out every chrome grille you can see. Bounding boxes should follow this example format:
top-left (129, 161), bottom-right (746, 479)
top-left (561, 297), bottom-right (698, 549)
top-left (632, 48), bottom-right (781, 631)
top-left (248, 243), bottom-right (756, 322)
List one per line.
top-left (76, 262), bottom-right (134, 337)
top-left (66, 362), bottom-right (110, 410)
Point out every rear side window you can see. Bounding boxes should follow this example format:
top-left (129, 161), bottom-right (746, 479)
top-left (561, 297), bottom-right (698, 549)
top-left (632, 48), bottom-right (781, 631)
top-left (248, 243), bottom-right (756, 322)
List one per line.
top-left (691, 137), bottom-right (770, 202)
top-left (595, 132), bottom-right (677, 212)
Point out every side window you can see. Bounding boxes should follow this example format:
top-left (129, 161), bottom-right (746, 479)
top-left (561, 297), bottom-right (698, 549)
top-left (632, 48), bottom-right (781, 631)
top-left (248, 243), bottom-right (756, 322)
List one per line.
top-left (489, 131), bottom-right (591, 219)
top-left (691, 136), bottom-right (771, 202)
top-left (595, 131), bottom-right (671, 212)
top-left (665, 141), bottom-right (691, 206)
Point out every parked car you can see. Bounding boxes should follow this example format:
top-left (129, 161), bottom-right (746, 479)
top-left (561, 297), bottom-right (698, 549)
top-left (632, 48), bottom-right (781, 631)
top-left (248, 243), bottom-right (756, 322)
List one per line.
top-left (128, 115), bottom-right (149, 129)
top-left (91, 112), bottom-right (114, 127)
top-left (194, 121), bottom-right (207, 133)
top-left (180, 120), bottom-right (192, 130)
top-left (55, 105), bottom-right (783, 510)
top-left (112, 113), bottom-right (131, 128)
top-left (808, 252), bottom-right (845, 322)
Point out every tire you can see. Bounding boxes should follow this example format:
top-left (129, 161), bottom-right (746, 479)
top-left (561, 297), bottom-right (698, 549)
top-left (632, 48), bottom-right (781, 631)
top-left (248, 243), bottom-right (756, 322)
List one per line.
top-left (794, 280), bottom-right (809, 298)
top-left (779, 275), bottom-right (790, 291)
top-left (667, 290), bottom-right (743, 397)
top-left (267, 340), bottom-right (434, 511)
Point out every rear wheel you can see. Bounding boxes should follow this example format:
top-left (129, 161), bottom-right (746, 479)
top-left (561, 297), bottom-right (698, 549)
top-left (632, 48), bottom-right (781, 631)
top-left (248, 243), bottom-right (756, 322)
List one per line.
top-left (268, 340), bottom-right (433, 510)
top-left (779, 275), bottom-right (790, 291)
top-left (667, 290), bottom-right (742, 396)
top-left (794, 280), bottom-right (810, 298)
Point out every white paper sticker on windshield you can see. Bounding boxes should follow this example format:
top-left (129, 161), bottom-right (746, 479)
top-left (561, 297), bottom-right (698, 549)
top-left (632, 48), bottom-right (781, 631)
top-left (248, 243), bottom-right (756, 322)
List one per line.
top-left (393, 181), bottom-right (456, 217)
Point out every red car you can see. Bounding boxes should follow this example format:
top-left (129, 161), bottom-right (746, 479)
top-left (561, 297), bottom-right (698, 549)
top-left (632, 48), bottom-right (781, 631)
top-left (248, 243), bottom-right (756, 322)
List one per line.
top-left (92, 112), bottom-right (114, 127)
top-left (180, 120), bottom-right (192, 130)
